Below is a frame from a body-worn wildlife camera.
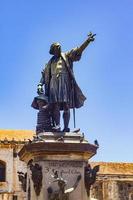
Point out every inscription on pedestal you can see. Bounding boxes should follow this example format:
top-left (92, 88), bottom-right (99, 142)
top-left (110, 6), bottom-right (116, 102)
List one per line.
top-left (42, 161), bottom-right (84, 200)
top-left (44, 161), bottom-right (82, 177)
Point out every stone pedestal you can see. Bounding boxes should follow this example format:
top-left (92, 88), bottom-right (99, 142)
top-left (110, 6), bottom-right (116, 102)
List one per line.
top-left (19, 132), bottom-right (98, 200)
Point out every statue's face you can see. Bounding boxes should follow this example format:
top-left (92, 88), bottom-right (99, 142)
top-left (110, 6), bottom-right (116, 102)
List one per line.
top-left (53, 45), bottom-right (61, 57)
top-left (49, 43), bottom-right (61, 57)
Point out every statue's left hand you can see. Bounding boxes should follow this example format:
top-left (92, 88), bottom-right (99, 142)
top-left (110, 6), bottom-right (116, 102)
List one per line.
top-left (37, 84), bottom-right (44, 95)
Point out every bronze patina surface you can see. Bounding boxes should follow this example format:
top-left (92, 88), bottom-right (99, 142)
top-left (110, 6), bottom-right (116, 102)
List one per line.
top-left (33, 33), bottom-right (96, 133)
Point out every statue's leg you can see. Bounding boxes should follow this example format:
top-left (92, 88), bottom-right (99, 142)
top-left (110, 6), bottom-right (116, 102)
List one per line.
top-left (52, 103), bottom-right (60, 131)
top-left (63, 103), bottom-right (70, 132)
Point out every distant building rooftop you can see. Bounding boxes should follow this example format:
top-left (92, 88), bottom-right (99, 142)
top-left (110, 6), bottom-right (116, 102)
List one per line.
top-left (0, 130), bottom-right (35, 141)
top-left (91, 162), bottom-right (133, 175)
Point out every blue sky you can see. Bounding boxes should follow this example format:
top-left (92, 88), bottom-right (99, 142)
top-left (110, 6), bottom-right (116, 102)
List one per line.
top-left (0, 0), bottom-right (133, 162)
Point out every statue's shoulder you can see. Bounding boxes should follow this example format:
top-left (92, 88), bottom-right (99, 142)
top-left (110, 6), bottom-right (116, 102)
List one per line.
top-left (44, 57), bottom-right (54, 71)
top-left (49, 56), bottom-right (55, 63)
top-left (61, 52), bottom-right (69, 62)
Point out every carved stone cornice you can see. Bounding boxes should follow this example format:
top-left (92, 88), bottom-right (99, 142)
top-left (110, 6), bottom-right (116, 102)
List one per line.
top-left (19, 141), bottom-right (98, 162)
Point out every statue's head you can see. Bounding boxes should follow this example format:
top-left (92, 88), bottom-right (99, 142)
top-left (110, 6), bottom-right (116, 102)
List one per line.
top-left (49, 42), bottom-right (61, 57)
top-left (31, 94), bottom-right (48, 110)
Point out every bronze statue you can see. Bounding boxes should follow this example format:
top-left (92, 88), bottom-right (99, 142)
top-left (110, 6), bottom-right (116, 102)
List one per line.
top-left (84, 164), bottom-right (99, 197)
top-left (29, 161), bottom-right (43, 196)
top-left (17, 171), bottom-right (27, 192)
top-left (47, 173), bottom-right (81, 200)
top-left (37, 33), bottom-right (96, 132)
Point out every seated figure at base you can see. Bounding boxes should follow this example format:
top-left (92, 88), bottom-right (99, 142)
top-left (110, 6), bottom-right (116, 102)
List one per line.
top-left (47, 173), bottom-right (81, 200)
top-left (31, 94), bottom-right (54, 134)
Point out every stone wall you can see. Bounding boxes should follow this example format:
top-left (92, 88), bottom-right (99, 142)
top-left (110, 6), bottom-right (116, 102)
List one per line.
top-left (0, 143), bottom-right (26, 200)
top-left (117, 181), bottom-right (133, 200)
top-left (90, 162), bottom-right (133, 200)
top-left (91, 180), bottom-right (133, 200)
top-left (0, 130), bottom-right (34, 199)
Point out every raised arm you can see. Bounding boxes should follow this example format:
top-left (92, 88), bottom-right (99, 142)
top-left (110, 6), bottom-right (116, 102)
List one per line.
top-left (77, 32), bottom-right (96, 54)
top-left (67, 33), bottom-right (96, 62)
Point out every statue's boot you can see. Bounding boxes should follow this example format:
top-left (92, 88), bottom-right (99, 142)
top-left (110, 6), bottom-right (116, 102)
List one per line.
top-left (63, 110), bottom-right (70, 132)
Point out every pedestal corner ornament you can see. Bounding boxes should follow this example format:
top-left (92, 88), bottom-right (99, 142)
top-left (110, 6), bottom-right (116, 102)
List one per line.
top-left (29, 160), bottom-right (43, 196)
top-left (17, 171), bottom-right (27, 192)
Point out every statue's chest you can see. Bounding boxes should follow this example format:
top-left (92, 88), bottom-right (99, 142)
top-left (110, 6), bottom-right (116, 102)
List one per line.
top-left (51, 57), bottom-right (67, 75)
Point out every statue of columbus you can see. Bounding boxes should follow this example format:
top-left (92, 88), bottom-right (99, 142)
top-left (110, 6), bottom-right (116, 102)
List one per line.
top-left (37, 33), bottom-right (96, 132)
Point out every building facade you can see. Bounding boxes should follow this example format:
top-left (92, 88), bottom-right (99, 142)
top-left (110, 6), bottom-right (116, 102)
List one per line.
top-left (0, 130), bottom-right (132, 200)
top-left (0, 130), bottom-right (33, 200)
top-left (91, 162), bottom-right (133, 200)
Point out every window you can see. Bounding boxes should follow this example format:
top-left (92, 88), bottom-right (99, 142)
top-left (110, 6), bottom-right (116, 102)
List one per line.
top-left (0, 161), bottom-right (6, 182)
